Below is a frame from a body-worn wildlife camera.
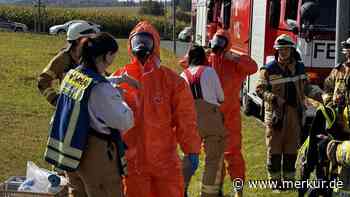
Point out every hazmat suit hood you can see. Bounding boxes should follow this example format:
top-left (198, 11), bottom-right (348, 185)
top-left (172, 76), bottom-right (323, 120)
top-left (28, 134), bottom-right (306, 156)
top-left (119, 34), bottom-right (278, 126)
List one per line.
top-left (128, 21), bottom-right (161, 72)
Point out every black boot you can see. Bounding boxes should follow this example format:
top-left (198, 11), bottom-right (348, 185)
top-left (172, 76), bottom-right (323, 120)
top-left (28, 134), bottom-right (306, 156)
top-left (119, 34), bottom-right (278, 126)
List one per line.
top-left (218, 189), bottom-right (224, 197)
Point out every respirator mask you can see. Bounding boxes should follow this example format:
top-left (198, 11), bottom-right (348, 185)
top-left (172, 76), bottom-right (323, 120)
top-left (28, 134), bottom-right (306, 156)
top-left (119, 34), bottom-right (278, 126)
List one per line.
top-left (210, 35), bottom-right (227, 54)
top-left (131, 32), bottom-right (154, 61)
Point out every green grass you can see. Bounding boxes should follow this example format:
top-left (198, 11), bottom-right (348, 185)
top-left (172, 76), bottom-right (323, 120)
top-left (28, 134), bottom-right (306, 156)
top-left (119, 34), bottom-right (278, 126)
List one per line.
top-left (0, 32), bottom-right (296, 196)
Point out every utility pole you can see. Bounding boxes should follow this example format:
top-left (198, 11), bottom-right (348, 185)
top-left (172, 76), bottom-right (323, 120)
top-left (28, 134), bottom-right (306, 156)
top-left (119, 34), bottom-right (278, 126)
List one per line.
top-left (172, 0), bottom-right (176, 54)
top-left (336, 0), bottom-right (350, 64)
top-left (34, 0), bottom-right (42, 33)
top-left (38, 0), bottom-right (41, 32)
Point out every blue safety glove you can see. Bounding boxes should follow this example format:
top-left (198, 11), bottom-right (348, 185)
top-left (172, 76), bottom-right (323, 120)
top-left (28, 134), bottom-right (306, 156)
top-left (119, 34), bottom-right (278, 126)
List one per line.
top-left (188, 153), bottom-right (199, 175)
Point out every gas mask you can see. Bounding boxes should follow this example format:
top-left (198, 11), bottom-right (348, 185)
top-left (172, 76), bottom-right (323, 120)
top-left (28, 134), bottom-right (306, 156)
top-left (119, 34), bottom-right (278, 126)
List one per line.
top-left (210, 35), bottom-right (227, 54)
top-left (131, 32), bottom-right (154, 61)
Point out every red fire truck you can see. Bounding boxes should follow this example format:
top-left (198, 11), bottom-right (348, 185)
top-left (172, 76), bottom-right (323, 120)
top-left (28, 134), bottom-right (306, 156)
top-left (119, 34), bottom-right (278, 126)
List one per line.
top-left (191, 0), bottom-right (350, 118)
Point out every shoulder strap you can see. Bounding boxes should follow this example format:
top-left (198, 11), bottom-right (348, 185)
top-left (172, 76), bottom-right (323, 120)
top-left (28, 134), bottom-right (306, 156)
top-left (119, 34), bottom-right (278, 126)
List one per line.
top-left (184, 69), bottom-right (194, 83)
top-left (194, 66), bottom-right (206, 80)
top-left (184, 66), bottom-right (207, 84)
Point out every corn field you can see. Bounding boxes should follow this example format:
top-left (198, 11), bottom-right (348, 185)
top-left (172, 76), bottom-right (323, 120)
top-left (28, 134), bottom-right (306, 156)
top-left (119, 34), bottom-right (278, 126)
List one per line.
top-left (0, 5), bottom-right (187, 39)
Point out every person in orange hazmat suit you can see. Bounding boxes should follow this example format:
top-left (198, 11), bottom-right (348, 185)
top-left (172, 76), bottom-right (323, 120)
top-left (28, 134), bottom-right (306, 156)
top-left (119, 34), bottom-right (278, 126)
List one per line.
top-left (208, 29), bottom-right (258, 197)
top-left (112, 21), bottom-right (202, 197)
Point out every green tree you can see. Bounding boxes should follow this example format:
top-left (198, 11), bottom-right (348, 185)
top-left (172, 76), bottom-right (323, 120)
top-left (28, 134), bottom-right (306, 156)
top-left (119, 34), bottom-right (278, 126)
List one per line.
top-left (139, 0), bottom-right (165, 16)
top-left (177, 0), bottom-right (191, 12)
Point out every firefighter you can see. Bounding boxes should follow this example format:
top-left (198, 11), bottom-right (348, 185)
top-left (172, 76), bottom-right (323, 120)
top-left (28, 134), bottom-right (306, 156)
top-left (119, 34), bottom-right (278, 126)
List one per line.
top-left (297, 104), bottom-right (338, 197)
top-left (111, 21), bottom-right (201, 197)
top-left (256, 34), bottom-right (311, 187)
top-left (37, 22), bottom-right (98, 197)
top-left (180, 45), bottom-right (225, 197)
top-left (44, 32), bottom-right (134, 197)
top-left (208, 29), bottom-right (258, 197)
top-left (323, 38), bottom-right (350, 124)
top-left (321, 38), bottom-right (350, 196)
top-left (37, 22), bottom-right (97, 106)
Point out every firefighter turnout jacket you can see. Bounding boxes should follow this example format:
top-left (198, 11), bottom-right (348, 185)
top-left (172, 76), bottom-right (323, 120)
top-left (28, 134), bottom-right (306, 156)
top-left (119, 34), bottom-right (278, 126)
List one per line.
top-left (323, 63), bottom-right (350, 129)
top-left (38, 50), bottom-right (78, 106)
top-left (257, 59), bottom-right (307, 127)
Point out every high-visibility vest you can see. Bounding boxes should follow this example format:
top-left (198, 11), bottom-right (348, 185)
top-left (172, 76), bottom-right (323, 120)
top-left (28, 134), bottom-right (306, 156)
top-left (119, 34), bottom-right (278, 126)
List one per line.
top-left (44, 66), bottom-right (107, 171)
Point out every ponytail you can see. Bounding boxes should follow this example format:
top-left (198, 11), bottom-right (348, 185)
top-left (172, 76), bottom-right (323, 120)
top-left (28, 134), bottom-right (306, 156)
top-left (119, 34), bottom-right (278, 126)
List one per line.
top-left (80, 32), bottom-right (119, 71)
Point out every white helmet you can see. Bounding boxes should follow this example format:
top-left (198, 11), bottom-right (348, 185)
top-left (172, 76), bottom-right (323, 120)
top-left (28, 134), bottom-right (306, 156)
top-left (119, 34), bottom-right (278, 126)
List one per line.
top-left (342, 37), bottom-right (350, 54)
top-left (67, 22), bottom-right (96, 41)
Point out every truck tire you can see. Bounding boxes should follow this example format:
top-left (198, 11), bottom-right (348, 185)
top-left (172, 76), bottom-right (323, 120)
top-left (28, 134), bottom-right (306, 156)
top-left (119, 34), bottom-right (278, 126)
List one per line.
top-left (242, 93), bottom-right (254, 116)
top-left (14, 27), bottom-right (23, 32)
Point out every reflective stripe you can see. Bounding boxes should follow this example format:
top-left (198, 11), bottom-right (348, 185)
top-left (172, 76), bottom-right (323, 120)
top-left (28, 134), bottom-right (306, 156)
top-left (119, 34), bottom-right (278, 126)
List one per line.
top-left (342, 143), bottom-right (347, 165)
top-left (202, 184), bottom-right (220, 194)
top-left (43, 88), bottom-right (56, 98)
top-left (48, 137), bottom-right (82, 159)
top-left (263, 92), bottom-right (274, 102)
top-left (123, 168), bottom-right (128, 176)
top-left (318, 106), bottom-right (336, 129)
top-left (338, 141), bottom-right (350, 166)
top-left (214, 154), bottom-right (224, 185)
top-left (336, 144), bottom-right (344, 165)
top-left (121, 157), bottom-right (127, 166)
top-left (64, 103), bottom-right (81, 146)
top-left (44, 69), bottom-right (57, 79)
top-left (45, 147), bottom-right (80, 169)
top-left (269, 74), bottom-right (307, 85)
top-left (265, 111), bottom-right (272, 116)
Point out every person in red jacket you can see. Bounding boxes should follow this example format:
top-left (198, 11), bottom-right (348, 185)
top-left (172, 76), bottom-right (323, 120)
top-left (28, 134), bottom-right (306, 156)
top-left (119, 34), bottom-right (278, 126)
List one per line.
top-left (208, 29), bottom-right (258, 197)
top-left (112, 21), bottom-right (201, 197)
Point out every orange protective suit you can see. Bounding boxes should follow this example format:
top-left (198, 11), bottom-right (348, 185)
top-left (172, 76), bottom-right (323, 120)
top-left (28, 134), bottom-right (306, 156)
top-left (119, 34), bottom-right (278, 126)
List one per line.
top-left (112, 21), bottom-right (201, 197)
top-left (208, 29), bottom-right (258, 181)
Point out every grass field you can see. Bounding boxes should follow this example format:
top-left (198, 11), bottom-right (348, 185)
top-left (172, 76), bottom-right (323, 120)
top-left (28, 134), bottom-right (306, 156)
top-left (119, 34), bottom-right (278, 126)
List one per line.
top-left (0, 32), bottom-right (296, 196)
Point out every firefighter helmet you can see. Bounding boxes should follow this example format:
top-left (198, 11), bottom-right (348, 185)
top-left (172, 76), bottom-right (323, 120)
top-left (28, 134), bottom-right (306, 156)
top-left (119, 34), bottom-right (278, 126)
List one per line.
top-left (342, 37), bottom-right (350, 53)
top-left (67, 22), bottom-right (97, 41)
top-left (273, 34), bottom-right (295, 49)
